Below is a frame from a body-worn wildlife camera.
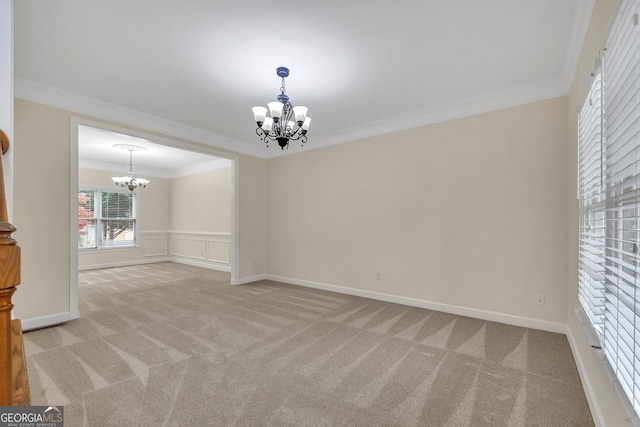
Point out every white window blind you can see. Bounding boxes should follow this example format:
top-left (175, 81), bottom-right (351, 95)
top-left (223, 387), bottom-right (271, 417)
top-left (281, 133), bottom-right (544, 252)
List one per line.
top-left (578, 69), bottom-right (606, 341)
top-left (100, 191), bottom-right (135, 247)
top-left (78, 189), bottom-right (137, 249)
top-left (601, 0), bottom-right (640, 416)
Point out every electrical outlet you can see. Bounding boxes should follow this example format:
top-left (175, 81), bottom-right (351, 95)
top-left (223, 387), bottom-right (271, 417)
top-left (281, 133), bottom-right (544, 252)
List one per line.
top-left (376, 272), bottom-right (382, 281)
top-left (536, 295), bottom-right (545, 306)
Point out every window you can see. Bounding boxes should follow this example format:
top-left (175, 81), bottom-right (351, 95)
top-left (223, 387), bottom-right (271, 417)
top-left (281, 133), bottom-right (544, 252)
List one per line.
top-left (578, 69), bottom-right (605, 341)
top-left (78, 189), bottom-right (137, 249)
top-left (578, 0), bottom-right (640, 418)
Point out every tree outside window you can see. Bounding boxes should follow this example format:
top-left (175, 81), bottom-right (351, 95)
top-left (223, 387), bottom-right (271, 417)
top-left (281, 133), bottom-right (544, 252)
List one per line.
top-left (78, 190), bottom-right (96, 248)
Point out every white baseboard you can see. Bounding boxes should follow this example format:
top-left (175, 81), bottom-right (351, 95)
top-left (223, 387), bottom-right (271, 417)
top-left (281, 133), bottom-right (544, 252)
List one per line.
top-left (78, 257), bottom-right (171, 271)
top-left (21, 312), bottom-right (73, 332)
top-left (231, 274), bottom-right (268, 285)
top-left (78, 257), bottom-right (230, 273)
top-left (170, 257), bottom-right (231, 273)
top-left (267, 274), bottom-right (568, 334)
top-left (72, 265), bottom-right (566, 333)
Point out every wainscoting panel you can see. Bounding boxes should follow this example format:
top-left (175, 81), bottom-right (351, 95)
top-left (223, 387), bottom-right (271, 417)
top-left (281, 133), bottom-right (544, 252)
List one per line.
top-left (187, 239), bottom-right (207, 260)
top-left (171, 232), bottom-right (230, 269)
top-left (207, 239), bottom-right (230, 264)
top-left (79, 232), bottom-right (230, 272)
top-left (170, 237), bottom-right (188, 257)
top-left (143, 236), bottom-right (167, 256)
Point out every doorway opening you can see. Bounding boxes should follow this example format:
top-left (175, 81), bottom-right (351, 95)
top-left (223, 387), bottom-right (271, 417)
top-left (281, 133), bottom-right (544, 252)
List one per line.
top-left (69, 117), bottom-right (239, 320)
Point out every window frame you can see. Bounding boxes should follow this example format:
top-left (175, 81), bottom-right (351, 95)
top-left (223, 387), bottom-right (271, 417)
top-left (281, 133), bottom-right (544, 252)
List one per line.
top-left (577, 0), bottom-right (640, 422)
top-left (78, 186), bottom-right (139, 250)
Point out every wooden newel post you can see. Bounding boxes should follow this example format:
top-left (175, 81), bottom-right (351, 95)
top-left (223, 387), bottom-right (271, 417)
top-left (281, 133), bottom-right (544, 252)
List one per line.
top-left (0, 226), bottom-right (20, 405)
top-left (0, 129), bottom-right (29, 405)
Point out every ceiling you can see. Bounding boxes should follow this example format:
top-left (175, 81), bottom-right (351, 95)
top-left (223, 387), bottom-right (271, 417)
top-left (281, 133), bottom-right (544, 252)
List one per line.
top-left (13, 0), bottom-right (593, 158)
top-left (78, 125), bottom-right (230, 178)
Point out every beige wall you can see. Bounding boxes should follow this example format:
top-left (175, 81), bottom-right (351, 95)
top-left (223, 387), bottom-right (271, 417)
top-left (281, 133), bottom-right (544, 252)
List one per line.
top-left (13, 101), bottom-right (72, 321)
top-left (170, 166), bottom-right (231, 233)
top-left (566, 0), bottom-right (628, 426)
top-left (237, 154), bottom-right (267, 279)
top-left (12, 98), bottom-right (268, 321)
top-left (268, 96), bottom-right (569, 324)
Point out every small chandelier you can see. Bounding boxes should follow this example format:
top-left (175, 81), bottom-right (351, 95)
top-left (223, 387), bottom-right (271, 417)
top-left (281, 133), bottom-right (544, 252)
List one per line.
top-left (111, 144), bottom-right (150, 192)
top-left (252, 67), bottom-right (311, 149)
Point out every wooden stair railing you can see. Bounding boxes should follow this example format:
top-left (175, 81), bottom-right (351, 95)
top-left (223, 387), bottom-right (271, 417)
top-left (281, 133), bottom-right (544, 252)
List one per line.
top-left (0, 129), bottom-right (30, 406)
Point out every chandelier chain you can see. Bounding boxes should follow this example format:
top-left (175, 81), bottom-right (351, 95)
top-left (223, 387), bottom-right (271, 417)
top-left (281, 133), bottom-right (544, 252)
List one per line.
top-left (128, 150), bottom-right (134, 175)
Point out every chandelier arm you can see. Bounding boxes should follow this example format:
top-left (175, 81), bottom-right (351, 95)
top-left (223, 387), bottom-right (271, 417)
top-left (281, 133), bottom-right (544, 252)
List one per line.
top-left (256, 127), bottom-right (277, 147)
top-left (287, 126), bottom-right (307, 141)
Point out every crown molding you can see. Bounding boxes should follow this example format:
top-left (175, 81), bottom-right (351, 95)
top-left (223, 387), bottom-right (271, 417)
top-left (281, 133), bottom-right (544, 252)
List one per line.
top-left (264, 2), bottom-right (595, 158)
top-left (166, 158), bottom-right (232, 178)
top-left (79, 157), bottom-right (231, 179)
top-left (14, 77), bottom-right (267, 159)
top-left (267, 74), bottom-right (570, 158)
top-left (561, 0), bottom-right (596, 92)
top-left (79, 158), bottom-right (170, 178)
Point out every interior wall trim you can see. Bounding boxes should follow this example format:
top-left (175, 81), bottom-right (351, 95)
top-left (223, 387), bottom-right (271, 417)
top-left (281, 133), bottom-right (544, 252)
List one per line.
top-left (169, 231), bottom-right (231, 236)
top-left (78, 257), bottom-right (172, 271)
top-left (21, 312), bottom-right (72, 332)
top-left (170, 257), bottom-right (231, 273)
top-left (231, 274), bottom-right (268, 286)
top-left (17, 76), bottom-right (579, 160)
top-left (264, 274), bottom-right (568, 334)
top-left (15, 77), bottom-right (264, 158)
top-left (169, 233), bottom-right (230, 265)
top-left (77, 257), bottom-right (230, 273)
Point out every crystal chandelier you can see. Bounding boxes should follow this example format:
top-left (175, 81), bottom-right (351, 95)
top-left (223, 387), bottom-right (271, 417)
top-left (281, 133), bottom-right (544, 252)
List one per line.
top-left (252, 67), bottom-right (311, 149)
top-left (111, 144), bottom-right (150, 192)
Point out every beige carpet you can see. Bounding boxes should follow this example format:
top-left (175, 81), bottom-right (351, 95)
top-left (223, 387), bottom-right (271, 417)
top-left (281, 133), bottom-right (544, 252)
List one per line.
top-left (23, 262), bottom-right (593, 426)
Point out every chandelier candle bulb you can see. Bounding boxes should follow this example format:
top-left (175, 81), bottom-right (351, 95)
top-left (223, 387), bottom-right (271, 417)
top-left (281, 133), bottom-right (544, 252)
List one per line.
top-left (251, 106), bottom-right (267, 125)
top-left (268, 101), bottom-right (284, 121)
top-left (262, 117), bottom-right (273, 132)
top-left (252, 66), bottom-right (311, 149)
top-left (293, 106), bottom-right (308, 124)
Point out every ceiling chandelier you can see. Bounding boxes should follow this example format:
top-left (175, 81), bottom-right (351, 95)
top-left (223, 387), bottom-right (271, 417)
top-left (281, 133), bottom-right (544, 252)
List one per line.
top-left (111, 144), bottom-right (150, 192)
top-left (252, 67), bottom-right (311, 149)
